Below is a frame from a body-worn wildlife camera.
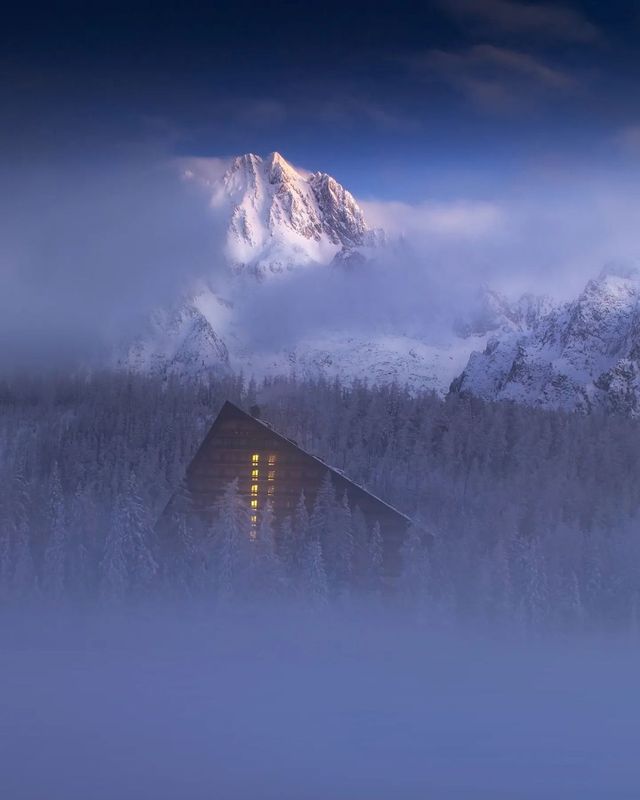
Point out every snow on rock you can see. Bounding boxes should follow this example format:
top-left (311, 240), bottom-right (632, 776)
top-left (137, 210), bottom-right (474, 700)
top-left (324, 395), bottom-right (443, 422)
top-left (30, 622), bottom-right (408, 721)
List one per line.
top-left (451, 262), bottom-right (640, 415)
top-left (120, 151), bottom-right (640, 413)
top-left (229, 332), bottom-right (492, 396)
top-left (198, 151), bottom-right (383, 278)
top-left (119, 300), bottom-right (231, 376)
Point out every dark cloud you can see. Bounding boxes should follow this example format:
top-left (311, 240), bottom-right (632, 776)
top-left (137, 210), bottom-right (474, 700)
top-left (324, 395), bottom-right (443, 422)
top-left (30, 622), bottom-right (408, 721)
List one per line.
top-left (442, 0), bottom-right (600, 42)
top-left (410, 44), bottom-right (577, 112)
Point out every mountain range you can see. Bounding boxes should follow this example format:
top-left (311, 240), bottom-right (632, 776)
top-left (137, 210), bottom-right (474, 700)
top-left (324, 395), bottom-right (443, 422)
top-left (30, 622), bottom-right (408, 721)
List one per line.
top-left (452, 263), bottom-right (640, 415)
top-left (119, 152), bottom-right (640, 416)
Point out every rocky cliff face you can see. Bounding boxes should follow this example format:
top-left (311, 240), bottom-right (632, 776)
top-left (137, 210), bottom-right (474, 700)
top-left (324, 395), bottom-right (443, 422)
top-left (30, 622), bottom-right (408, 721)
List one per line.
top-left (451, 264), bottom-right (640, 415)
top-left (206, 151), bottom-right (383, 277)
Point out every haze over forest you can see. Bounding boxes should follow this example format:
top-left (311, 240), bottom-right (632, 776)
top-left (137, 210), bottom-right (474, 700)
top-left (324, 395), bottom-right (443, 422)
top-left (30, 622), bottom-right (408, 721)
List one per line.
top-left (3, 1), bottom-right (640, 798)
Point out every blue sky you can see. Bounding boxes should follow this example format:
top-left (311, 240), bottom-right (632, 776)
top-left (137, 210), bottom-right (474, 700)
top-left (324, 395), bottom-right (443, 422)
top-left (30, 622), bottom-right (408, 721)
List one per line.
top-left (3, 0), bottom-right (640, 199)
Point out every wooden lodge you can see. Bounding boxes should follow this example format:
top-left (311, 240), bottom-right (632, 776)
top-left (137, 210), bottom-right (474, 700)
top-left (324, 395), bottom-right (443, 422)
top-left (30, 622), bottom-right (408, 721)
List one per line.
top-left (159, 401), bottom-right (411, 575)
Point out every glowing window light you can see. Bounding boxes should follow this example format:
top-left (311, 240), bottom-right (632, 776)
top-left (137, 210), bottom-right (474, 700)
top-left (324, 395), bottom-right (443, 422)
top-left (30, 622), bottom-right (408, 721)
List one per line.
top-left (251, 468), bottom-right (259, 479)
top-left (268, 454), bottom-right (276, 465)
top-left (252, 454), bottom-right (260, 464)
top-left (250, 514), bottom-right (258, 524)
top-left (251, 499), bottom-right (258, 509)
top-left (267, 470), bottom-right (275, 481)
top-left (251, 484), bottom-right (259, 495)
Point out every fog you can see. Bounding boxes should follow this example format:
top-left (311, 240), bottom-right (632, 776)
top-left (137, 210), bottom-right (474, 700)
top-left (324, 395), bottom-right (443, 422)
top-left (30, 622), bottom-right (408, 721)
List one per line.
top-left (1, 607), bottom-right (639, 800)
top-left (2, 343), bottom-right (640, 798)
top-left (2, 148), bottom-right (640, 368)
top-left (234, 256), bottom-right (477, 350)
top-left (0, 154), bottom-right (223, 368)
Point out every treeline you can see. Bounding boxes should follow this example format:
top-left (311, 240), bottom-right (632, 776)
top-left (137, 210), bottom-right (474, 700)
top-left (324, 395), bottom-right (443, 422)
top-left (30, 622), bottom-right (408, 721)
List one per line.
top-left (1, 370), bottom-right (640, 633)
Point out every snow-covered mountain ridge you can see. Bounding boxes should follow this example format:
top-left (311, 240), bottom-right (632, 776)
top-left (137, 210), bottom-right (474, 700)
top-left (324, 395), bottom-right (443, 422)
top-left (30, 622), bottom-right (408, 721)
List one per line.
top-left (120, 150), bottom-right (550, 393)
top-left (119, 152), bottom-right (640, 414)
top-left (452, 263), bottom-right (640, 415)
top-left (187, 151), bottom-right (383, 278)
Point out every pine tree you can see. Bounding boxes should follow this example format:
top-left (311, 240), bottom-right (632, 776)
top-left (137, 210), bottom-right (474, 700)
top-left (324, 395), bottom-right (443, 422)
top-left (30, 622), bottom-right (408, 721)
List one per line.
top-left (309, 473), bottom-right (335, 545)
top-left (366, 521), bottom-right (384, 591)
top-left (292, 490), bottom-right (310, 562)
top-left (9, 467), bottom-right (36, 602)
top-left (351, 507), bottom-right (369, 583)
top-left (213, 479), bottom-right (251, 603)
top-left (251, 501), bottom-right (281, 596)
top-left (278, 515), bottom-right (297, 579)
top-left (489, 536), bottom-right (514, 626)
top-left (100, 503), bottom-right (129, 605)
top-left (521, 536), bottom-right (548, 633)
top-left (121, 472), bottom-right (158, 593)
top-left (11, 525), bottom-right (36, 603)
top-left (166, 480), bottom-right (202, 596)
top-left (332, 492), bottom-right (354, 590)
top-left (0, 490), bottom-right (12, 601)
top-left (42, 463), bottom-right (67, 602)
top-left (67, 490), bottom-right (93, 602)
top-left (399, 524), bottom-right (431, 613)
top-left (301, 538), bottom-right (328, 608)
top-left (99, 472), bottom-right (158, 605)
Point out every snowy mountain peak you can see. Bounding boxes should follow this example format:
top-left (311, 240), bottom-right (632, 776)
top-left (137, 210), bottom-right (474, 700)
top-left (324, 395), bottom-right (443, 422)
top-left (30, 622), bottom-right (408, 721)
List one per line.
top-left (192, 151), bottom-right (383, 277)
top-left (265, 150), bottom-right (299, 183)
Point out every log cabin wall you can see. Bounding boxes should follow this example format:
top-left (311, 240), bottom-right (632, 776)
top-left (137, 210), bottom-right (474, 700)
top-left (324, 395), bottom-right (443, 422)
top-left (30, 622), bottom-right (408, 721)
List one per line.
top-left (162, 401), bottom-right (410, 575)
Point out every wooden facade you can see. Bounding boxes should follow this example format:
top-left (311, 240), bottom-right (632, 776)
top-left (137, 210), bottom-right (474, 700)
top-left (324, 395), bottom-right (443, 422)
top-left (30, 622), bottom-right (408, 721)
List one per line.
top-left (160, 401), bottom-right (410, 575)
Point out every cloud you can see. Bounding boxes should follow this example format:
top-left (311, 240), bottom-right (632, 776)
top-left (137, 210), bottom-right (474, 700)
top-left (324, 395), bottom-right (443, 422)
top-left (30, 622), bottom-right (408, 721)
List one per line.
top-left (361, 198), bottom-right (505, 238)
top-left (0, 153), bottom-right (225, 369)
top-left (358, 160), bottom-right (640, 304)
top-left (181, 156), bottom-right (232, 187)
top-left (5, 143), bottom-right (640, 371)
top-left (413, 44), bottom-right (576, 111)
top-left (614, 125), bottom-right (640, 156)
top-left (441, 0), bottom-right (600, 42)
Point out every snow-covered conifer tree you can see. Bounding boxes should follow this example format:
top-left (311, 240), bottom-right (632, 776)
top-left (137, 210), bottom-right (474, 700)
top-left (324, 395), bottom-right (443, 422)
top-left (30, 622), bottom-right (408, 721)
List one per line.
top-left (301, 537), bottom-right (328, 608)
top-left (99, 472), bottom-right (158, 604)
top-left (213, 479), bottom-right (251, 603)
top-left (251, 501), bottom-right (281, 596)
top-left (42, 463), bottom-right (68, 602)
top-left (366, 520), bottom-right (384, 591)
top-left (399, 523), bottom-right (430, 613)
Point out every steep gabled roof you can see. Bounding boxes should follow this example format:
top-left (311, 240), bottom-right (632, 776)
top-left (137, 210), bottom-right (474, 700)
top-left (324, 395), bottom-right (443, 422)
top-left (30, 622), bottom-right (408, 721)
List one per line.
top-left (159, 400), bottom-right (411, 530)
top-left (218, 401), bottom-right (412, 524)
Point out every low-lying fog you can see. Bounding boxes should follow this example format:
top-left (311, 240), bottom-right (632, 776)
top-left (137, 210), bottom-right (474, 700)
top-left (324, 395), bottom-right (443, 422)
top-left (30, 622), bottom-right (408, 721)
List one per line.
top-left (1, 607), bottom-right (638, 800)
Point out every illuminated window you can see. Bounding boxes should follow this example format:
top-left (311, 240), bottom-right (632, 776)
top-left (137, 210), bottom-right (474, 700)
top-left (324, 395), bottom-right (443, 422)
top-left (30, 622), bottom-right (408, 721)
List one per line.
top-left (267, 485), bottom-right (275, 497)
top-left (267, 470), bottom-right (275, 481)
top-left (250, 514), bottom-right (258, 525)
top-left (268, 454), bottom-right (276, 465)
top-left (251, 499), bottom-right (258, 509)
top-left (251, 484), bottom-right (259, 495)
top-left (252, 454), bottom-right (260, 464)
top-left (251, 468), bottom-right (259, 479)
